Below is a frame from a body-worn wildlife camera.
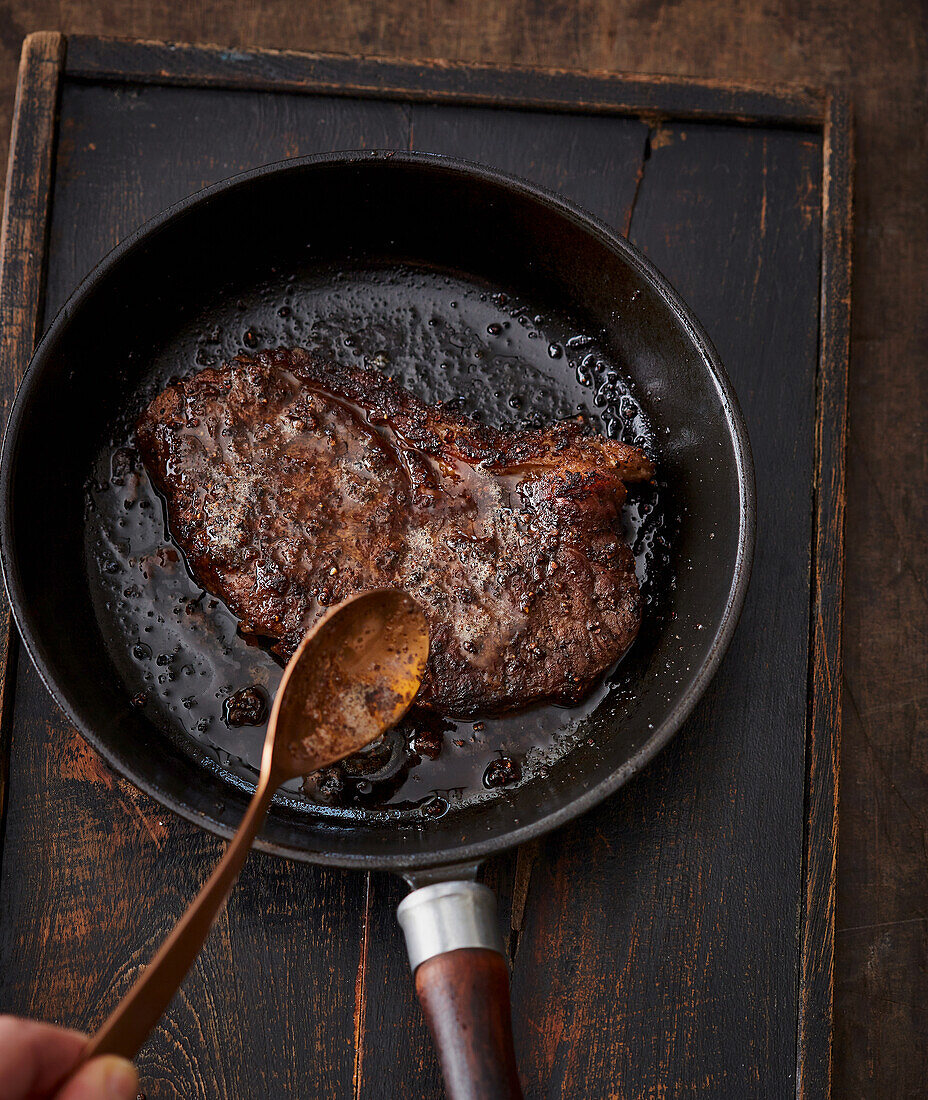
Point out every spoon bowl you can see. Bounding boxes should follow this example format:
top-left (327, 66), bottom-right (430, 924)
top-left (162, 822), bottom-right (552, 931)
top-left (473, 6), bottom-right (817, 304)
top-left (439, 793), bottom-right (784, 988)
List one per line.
top-left (269, 589), bottom-right (431, 779)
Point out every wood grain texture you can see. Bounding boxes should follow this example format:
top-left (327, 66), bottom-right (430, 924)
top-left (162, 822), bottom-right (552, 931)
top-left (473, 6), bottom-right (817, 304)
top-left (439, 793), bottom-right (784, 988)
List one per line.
top-left (0, 0), bottom-right (918, 1093)
top-left (0, 30), bottom-right (63, 881)
top-left (415, 948), bottom-right (522, 1100)
top-left (60, 34), bottom-right (825, 125)
top-left (798, 90), bottom-right (853, 1100)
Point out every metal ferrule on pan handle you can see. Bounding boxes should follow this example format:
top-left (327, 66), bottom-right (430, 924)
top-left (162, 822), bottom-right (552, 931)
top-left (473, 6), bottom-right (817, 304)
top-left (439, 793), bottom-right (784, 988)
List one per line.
top-left (397, 881), bottom-right (504, 971)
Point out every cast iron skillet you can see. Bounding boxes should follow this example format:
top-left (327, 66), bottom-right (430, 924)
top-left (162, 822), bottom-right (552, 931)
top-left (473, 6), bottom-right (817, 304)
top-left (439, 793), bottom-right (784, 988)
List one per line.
top-left (0, 151), bottom-right (754, 1097)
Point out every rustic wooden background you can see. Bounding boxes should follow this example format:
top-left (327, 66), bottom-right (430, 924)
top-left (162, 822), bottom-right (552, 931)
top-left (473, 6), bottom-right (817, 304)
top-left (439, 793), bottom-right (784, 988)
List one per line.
top-left (0, 2), bottom-right (923, 1097)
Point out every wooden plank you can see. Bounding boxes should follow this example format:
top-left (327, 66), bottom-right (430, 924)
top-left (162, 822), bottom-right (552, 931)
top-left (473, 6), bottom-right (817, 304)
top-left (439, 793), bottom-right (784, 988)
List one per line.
top-left (797, 89), bottom-right (853, 1100)
top-left (44, 80), bottom-right (410, 305)
top-left (62, 35), bottom-right (826, 127)
top-left (831, 38), bottom-right (927, 1093)
top-left (0, 31), bottom-right (65, 881)
top-left (406, 101), bottom-right (648, 227)
top-left (507, 124), bottom-right (823, 1097)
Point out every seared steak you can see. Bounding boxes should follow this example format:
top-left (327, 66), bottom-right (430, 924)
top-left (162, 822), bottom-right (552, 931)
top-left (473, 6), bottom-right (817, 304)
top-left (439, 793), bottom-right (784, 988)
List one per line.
top-left (136, 348), bottom-right (654, 715)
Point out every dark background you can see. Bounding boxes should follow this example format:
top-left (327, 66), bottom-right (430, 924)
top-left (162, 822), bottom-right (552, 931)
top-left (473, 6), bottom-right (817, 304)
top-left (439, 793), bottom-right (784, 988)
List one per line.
top-left (0, 2), bottom-right (924, 1096)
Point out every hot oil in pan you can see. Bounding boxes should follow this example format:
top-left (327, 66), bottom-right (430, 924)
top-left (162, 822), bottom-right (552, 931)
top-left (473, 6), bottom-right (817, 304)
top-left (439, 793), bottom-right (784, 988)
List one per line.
top-left (85, 264), bottom-right (673, 822)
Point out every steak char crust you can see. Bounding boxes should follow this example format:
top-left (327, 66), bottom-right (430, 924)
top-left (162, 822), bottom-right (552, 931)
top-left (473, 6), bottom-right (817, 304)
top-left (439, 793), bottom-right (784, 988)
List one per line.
top-left (136, 348), bottom-right (655, 716)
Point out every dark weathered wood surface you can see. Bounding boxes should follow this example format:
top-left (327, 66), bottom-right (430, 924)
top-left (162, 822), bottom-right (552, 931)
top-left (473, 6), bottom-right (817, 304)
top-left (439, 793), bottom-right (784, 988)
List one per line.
top-left (0, 2), bottom-right (921, 1095)
top-left (61, 33), bottom-right (825, 124)
top-left (0, 29), bottom-right (63, 868)
top-left (0, 48), bottom-right (836, 1100)
top-left (799, 92), bottom-right (853, 1100)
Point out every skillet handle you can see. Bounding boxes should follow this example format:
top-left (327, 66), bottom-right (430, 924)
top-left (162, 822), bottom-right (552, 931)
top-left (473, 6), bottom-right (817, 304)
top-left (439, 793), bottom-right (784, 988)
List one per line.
top-left (397, 882), bottom-right (523, 1100)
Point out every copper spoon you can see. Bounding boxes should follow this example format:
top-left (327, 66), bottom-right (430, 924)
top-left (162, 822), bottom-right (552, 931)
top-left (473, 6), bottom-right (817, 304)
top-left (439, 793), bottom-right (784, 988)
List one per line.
top-left (79, 588), bottom-right (429, 1064)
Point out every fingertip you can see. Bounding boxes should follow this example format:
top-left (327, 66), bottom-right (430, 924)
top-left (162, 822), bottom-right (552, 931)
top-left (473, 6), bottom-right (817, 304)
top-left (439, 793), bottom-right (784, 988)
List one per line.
top-left (57, 1054), bottom-right (138, 1100)
top-left (0, 1016), bottom-right (87, 1094)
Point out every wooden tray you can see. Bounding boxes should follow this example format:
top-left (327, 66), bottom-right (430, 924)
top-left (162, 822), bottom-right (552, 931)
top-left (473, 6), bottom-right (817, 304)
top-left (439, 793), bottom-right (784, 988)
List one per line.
top-left (0, 33), bottom-right (851, 1099)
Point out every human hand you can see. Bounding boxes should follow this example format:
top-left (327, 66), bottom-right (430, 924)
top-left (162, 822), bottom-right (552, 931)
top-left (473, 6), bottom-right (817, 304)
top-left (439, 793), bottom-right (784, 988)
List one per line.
top-left (0, 1016), bottom-right (138, 1100)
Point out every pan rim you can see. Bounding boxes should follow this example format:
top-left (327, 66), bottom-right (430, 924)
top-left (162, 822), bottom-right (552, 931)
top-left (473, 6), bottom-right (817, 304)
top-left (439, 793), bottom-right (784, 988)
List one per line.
top-left (0, 149), bottom-right (756, 872)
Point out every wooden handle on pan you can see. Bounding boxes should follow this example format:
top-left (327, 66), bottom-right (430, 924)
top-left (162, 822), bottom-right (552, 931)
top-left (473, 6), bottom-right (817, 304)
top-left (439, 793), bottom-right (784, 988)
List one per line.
top-left (415, 947), bottom-right (523, 1100)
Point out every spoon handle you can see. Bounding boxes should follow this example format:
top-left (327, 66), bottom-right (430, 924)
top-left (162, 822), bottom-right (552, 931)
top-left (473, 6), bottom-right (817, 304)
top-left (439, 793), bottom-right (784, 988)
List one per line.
top-left (80, 765), bottom-right (284, 1063)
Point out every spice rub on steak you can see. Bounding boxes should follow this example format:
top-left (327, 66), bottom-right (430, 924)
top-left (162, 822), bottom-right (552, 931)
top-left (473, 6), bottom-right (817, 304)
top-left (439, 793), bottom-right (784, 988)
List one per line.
top-left (136, 348), bottom-right (655, 716)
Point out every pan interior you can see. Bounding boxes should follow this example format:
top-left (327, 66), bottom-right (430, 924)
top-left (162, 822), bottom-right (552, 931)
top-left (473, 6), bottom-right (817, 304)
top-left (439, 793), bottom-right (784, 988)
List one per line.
top-left (2, 155), bottom-right (749, 868)
top-left (86, 259), bottom-right (671, 825)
